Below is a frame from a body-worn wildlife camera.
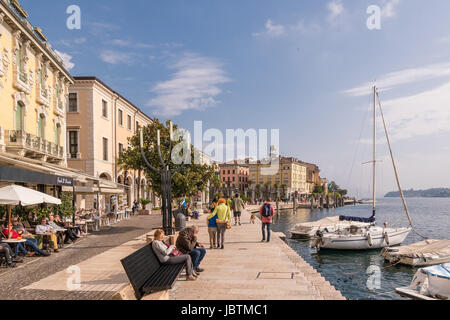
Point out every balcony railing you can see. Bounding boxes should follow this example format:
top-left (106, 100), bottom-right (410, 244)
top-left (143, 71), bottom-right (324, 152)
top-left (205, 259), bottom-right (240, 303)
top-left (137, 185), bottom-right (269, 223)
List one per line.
top-left (5, 130), bottom-right (64, 161)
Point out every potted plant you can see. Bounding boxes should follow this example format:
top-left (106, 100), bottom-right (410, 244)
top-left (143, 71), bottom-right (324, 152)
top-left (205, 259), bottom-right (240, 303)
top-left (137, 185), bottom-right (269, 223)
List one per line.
top-left (139, 199), bottom-right (152, 215)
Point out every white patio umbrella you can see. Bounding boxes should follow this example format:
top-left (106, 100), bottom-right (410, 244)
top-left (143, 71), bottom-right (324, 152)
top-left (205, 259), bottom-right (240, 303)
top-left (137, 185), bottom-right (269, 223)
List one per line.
top-left (0, 184), bottom-right (61, 239)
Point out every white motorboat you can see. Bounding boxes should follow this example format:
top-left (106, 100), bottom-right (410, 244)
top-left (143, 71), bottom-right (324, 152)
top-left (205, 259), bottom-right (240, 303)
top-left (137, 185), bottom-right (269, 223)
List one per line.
top-left (313, 225), bottom-right (411, 250)
top-left (397, 263), bottom-right (450, 300)
top-left (382, 239), bottom-right (450, 267)
top-left (312, 87), bottom-right (413, 251)
top-left (290, 216), bottom-right (371, 239)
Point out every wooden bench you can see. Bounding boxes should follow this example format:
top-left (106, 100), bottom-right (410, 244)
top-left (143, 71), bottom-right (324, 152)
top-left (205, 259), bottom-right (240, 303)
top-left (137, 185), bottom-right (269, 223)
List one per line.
top-left (120, 243), bottom-right (185, 300)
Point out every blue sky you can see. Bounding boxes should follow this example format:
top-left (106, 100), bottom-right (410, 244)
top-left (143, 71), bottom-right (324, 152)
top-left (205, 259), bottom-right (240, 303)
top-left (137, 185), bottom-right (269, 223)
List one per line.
top-left (21, 0), bottom-right (450, 197)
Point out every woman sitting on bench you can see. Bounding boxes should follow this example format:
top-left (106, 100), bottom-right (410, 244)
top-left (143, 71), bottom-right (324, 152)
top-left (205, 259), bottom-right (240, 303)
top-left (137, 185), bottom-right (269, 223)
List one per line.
top-left (152, 229), bottom-right (197, 281)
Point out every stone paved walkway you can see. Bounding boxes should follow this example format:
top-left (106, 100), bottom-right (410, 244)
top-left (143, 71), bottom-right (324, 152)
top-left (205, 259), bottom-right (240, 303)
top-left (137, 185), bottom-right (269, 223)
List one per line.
top-left (13, 208), bottom-right (345, 300)
top-left (0, 215), bottom-right (160, 300)
top-left (170, 209), bottom-right (345, 300)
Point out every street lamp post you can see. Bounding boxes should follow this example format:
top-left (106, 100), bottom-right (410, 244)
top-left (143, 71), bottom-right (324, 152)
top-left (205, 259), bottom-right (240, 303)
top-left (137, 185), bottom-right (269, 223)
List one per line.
top-left (139, 123), bottom-right (184, 236)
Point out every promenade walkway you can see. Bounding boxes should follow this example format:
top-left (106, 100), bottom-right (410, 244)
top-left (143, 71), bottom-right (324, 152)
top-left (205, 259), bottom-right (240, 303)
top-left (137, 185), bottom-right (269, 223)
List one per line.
top-left (19, 209), bottom-right (345, 300)
top-left (170, 209), bottom-right (345, 300)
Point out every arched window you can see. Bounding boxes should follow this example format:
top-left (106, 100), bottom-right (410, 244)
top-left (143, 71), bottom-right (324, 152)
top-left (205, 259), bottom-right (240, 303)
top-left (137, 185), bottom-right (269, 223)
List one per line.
top-left (99, 173), bottom-right (112, 181)
top-left (15, 102), bottom-right (24, 131)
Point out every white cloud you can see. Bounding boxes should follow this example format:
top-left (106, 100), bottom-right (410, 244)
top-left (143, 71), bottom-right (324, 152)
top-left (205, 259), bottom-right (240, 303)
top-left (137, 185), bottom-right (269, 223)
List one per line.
top-left (438, 36), bottom-right (450, 44)
top-left (59, 37), bottom-right (86, 47)
top-left (380, 82), bottom-right (450, 141)
top-left (54, 50), bottom-right (75, 70)
top-left (109, 39), bottom-right (131, 47)
top-left (146, 53), bottom-right (230, 117)
top-left (343, 62), bottom-right (450, 96)
top-left (252, 19), bottom-right (286, 38)
top-left (100, 50), bottom-right (133, 64)
top-left (382, 0), bottom-right (400, 18)
top-left (327, 0), bottom-right (344, 21)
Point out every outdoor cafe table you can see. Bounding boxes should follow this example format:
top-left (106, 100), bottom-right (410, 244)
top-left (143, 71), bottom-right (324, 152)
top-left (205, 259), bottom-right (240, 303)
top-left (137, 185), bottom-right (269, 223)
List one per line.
top-left (1, 239), bottom-right (27, 244)
top-left (1, 238), bottom-right (27, 256)
top-left (75, 220), bottom-right (88, 234)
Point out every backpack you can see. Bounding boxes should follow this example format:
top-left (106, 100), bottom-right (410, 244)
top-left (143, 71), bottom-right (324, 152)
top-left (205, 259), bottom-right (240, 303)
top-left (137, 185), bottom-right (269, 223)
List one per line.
top-left (261, 203), bottom-right (272, 217)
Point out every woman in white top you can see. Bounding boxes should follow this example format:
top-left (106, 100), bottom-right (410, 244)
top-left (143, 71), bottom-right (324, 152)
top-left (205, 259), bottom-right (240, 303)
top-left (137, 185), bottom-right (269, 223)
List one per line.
top-left (151, 229), bottom-right (196, 281)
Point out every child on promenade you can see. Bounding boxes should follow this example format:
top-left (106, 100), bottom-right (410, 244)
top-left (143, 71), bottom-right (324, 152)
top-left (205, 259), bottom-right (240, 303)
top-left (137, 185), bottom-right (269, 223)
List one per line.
top-left (207, 214), bottom-right (218, 249)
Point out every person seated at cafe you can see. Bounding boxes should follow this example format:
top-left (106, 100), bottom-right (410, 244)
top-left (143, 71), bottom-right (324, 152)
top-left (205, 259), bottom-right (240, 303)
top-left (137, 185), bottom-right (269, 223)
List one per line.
top-left (152, 229), bottom-right (197, 281)
top-left (48, 215), bottom-right (69, 245)
top-left (8, 218), bottom-right (50, 257)
top-left (35, 218), bottom-right (59, 253)
top-left (54, 215), bottom-right (79, 243)
top-left (0, 242), bottom-right (20, 268)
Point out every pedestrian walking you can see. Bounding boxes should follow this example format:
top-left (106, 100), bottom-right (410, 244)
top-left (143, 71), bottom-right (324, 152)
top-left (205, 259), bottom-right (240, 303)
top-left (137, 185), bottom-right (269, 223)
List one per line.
top-left (260, 198), bottom-right (274, 243)
top-left (207, 214), bottom-right (218, 249)
top-left (231, 194), bottom-right (245, 226)
top-left (207, 198), bottom-right (231, 249)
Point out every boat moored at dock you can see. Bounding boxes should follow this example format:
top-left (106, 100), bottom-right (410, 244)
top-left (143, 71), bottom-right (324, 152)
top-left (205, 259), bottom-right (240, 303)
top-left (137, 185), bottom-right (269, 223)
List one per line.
top-left (396, 263), bottom-right (450, 300)
top-left (290, 216), bottom-right (371, 239)
top-left (382, 239), bottom-right (450, 267)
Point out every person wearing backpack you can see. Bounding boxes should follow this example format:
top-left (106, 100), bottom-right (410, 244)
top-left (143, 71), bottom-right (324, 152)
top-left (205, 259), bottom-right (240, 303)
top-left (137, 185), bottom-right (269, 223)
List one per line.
top-left (260, 198), bottom-right (274, 242)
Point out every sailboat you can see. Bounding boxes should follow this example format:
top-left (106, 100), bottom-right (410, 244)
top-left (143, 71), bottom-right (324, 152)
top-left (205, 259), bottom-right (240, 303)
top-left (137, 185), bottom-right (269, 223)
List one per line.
top-left (312, 86), bottom-right (412, 250)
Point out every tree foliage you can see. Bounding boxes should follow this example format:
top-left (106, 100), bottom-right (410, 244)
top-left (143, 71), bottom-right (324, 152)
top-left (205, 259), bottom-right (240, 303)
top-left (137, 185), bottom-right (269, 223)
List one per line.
top-left (118, 119), bottom-right (219, 199)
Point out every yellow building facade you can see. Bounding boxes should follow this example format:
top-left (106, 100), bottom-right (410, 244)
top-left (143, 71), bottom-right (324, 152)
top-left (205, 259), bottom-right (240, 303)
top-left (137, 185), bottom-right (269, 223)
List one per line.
top-left (249, 157), bottom-right (309, 196)
top-left (0, 0), bottom-right (72, 165)
top-left (0, 0), bottom-right (87, 199)
top-left (67, 77), bottom-right (154, 210)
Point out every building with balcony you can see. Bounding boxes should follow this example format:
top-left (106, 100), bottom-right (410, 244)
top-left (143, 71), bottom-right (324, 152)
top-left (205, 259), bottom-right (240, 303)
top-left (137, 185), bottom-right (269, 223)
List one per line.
top-left (0, 0), bottom-right (81, 196)
top-left (67, 77), bottom-right (154, 210)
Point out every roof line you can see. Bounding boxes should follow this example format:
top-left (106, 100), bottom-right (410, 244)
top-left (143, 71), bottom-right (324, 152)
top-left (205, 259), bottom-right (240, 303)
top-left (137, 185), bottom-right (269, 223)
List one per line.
top-left (73, 76), bottom-right (154, 123)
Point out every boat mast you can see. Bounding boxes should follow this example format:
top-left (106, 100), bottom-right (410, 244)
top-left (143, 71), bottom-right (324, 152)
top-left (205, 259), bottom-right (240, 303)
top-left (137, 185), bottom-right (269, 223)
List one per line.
top-left (372, 86), bottom-right (377, 215)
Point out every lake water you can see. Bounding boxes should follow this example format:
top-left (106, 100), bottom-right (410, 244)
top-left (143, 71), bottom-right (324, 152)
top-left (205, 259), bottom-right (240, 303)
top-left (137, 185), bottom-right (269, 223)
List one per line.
top-left (270, 197), bottom-right (450, 300)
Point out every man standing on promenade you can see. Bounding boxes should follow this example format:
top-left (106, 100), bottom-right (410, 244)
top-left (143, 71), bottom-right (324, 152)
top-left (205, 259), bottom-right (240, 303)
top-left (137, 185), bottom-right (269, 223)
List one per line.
top-left (232, 194), bottom-right (245, 226)
top-left (260, 199), bottom-right (274, 243)
top-left (176, 226), bottom-right (206, 274)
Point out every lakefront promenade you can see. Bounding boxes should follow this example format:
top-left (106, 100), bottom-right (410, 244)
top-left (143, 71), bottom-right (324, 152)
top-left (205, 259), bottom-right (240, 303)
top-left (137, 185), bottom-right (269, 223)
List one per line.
top-left (170, 207), bottom-right (345, 300)
top-left (17, 208), bottom-right (344, 300)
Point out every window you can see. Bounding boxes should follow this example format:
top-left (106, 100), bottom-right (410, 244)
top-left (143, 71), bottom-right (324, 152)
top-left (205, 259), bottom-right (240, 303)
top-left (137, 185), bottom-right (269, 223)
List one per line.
top-left (127, 115), bottom-right (132, 130)
top-left (118, 109), bottom-right (123, 126)
top-left (55, 124), bottom-right (61, 146)
top-left (15, 102), bottom-right (23, 131)
top-left (118, 143), bottom-right (124, 156)
top-left (38, 114), bottom-right (45, 138)
top-left (102, 137), bottom-right (108, 161)
top-left (102, 100), bottom-right (108, 118)
top-left (135, 121), bottom-right (140, 133)
top-left (69, 131), bottom-right (79, 159)
top-left (68, 93), bottom-right (78, 112)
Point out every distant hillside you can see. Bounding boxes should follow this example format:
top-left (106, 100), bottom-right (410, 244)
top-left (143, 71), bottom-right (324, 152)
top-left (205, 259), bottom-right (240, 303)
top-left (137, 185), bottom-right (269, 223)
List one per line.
top-left (385, 188), bottom-right (450, 198)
